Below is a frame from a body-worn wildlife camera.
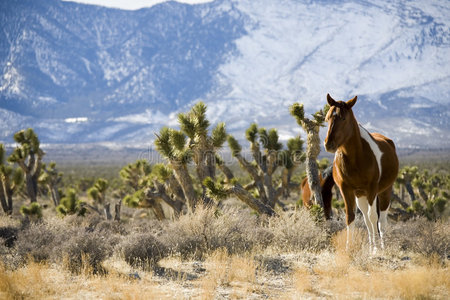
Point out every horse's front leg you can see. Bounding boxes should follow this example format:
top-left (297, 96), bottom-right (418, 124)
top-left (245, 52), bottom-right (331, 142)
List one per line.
top-left (340, 186), bottom-right (356, 251)
top-left (356, 193), bottom-right (378, 254)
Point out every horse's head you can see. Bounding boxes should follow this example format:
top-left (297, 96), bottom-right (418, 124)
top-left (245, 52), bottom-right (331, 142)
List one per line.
top-left (324, 94), bottom-right (358, 153)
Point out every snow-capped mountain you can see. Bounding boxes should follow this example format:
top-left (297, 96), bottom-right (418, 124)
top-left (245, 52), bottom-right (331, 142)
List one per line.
top-left (1, 0), bottom-right (449, 149)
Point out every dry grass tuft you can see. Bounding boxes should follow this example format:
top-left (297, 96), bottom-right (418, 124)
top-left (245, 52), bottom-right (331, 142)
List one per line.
top-left (316, 261), bottom-right (450, 299)
top-left (198, 248), bottom-right (258, 299)
top-left (292, 265), bottom-right (314, 294)
top-left (331, 227), bottom-right (369, 269)
top-left (267, 208), bottom-right (329, 252)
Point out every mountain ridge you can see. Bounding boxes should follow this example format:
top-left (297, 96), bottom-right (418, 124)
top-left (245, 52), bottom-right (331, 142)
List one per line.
top-left (1, 0), bottom-right (449, 148)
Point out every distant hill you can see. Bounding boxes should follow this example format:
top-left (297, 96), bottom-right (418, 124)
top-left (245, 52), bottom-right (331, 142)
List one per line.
top-left (1, 0), bottom-right (449, 148)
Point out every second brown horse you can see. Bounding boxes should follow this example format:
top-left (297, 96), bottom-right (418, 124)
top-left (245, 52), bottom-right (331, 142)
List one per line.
top-left (301, 165), bottom-right (335, 220)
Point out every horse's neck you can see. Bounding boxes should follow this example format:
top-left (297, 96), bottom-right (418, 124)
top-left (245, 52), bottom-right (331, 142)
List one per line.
top-left (339, 119), bottom-right (366, 164)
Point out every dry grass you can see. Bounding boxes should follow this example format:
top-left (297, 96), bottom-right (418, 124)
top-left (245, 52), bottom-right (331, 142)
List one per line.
top-left (0, 259), bottom-right (181, 299)
top-left (197, 248), bottom-right (258, 299)
top-left (1, 243), bottom-right (449, 299)
top-left (1, 207), bottom-right (449, 299)
top-left (293, 228), bottom-right (450, 299)
top-left (310, 253), bottom-right (450, 300)
top-left (292, 266), bottom-right (314, 295)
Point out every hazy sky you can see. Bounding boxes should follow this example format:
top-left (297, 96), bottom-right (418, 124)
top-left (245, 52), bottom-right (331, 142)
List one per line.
top-left (62, 0), bottom-right (214, 10)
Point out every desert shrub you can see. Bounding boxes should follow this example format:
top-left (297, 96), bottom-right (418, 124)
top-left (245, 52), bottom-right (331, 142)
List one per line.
top-left (323, 213), bottom-right (347, 236)
top-left (14, 220), bottom-right (68, 263)
top-left (63, 212), bottom-right (105, 231)
top-left (251, 225), bottom-right (276, 249)
top-left (0, 226), bottom-right (18, 248)
top-left (388, 217), bottom-right (449, 258)
top-left (161, 205), bottom-right (259, 259)
top-left (124, 217), bottom-right (164, 235)
top-left (267, 208), bottom-right (329, 251)
top-left (0, 237), bottom-right (8, 256)
top-left (14, 216), bottom-right (118, 274)
top-left (119, 233), bottom-right (168, 270)
top-left (94, 219), bottom-right (127, 235)
top-left (59, 231), bottom-right (113, 274)
top-left (64, 212), bottom-right (128, 236)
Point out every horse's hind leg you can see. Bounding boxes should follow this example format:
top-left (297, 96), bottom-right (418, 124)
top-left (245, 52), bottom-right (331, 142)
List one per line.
top-left (377, 187), bottom-right (392, 249)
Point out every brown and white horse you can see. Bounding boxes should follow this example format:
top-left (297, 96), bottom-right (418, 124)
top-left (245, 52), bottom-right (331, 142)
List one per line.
top-left (324, 94), bottom-right (399, 253)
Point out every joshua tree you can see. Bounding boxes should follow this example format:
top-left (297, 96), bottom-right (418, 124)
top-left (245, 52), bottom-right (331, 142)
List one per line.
top-left (155, 127), bottom-right (198, 212)
top-left (120, 159), bottom-right (152, 192)
top-left (396, 166), bottom-right (418, 203)
top-left (144, 163), bottom-right (186, 217)
top-left (408, 168), bottom-right (448, 220)
top-left (39, 162), bottom-right (63, 207)
top-left (8, 128), bottom-right (44, 203)
top-left (0, 144), bottom-right (24, 215)
top-left (205, 123), bottom-right (305, 216)
top-left (154, 102), bottom-right (227, 213)
top-left (56, 188), bottom-right (86, 216)
top-left (20, 202), bottom-right (42, 221)
top-left (412, 176), bottom-right (430, 202)
top-left (290, 103), bottom-right (329, 209)
top-left (121, 160), bottom-right (183, 220)
top-left (281, 136), bottom-right (306, 198)
top-left (87, 178), bottom-right (120, 220)
top-left (178, 102), bottom-right (226, 201)
top-left (391, 166), bottom-right (449, 221)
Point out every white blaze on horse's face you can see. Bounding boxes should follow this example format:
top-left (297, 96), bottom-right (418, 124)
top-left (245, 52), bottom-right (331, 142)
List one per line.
top-left (358, 124), bottom-right (383, 182)
top-left (324, 106), bottom-right (349, 153)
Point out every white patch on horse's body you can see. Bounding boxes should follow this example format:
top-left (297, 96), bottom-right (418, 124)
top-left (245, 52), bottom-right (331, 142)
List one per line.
top-left (358, 124), bottom-right (383, 182)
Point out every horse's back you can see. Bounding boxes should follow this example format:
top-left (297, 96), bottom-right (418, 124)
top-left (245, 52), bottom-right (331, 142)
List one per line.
top-left (371, 132), bottom-right (399, 191)
top-left (372, 132), bottom-right (396, 151)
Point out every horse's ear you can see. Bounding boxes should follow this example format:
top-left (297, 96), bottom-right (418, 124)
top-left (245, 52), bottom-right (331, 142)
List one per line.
top-left (346, 96), bottom-right (357, 108)
top-left (327, 93), bottom-right (337, 106)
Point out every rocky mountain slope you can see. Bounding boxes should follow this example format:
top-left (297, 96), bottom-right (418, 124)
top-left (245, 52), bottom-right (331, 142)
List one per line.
top-left (1, 0), bottom-right (449, 148)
